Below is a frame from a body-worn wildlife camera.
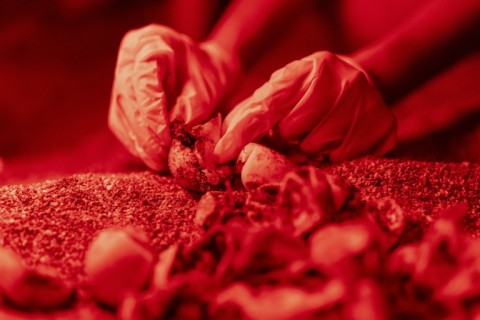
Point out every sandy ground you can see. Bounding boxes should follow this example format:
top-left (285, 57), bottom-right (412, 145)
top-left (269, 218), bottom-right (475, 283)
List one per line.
top-left (0, 157), bottom-right (478, 318)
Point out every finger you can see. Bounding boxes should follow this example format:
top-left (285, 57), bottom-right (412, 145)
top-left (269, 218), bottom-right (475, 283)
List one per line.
top-left (213, 98), bottom-right (272, 164)
top-left (110, 90), bottom-right (169, 171)
top-left (131, 43), bottom-right (174, 146)
top-left (328, 95), bottom-right (397, 161)
top-left (299, 73), bottom-right (397, 161)
top-left (298, 74), bottom-right (360, 156)
top-left (109, 96), bottom-right (169, 172)
top-left (169, 78), bottom-right (210, 126)
top-left (131, 98), bottom-right (170, 172)
top-left (116, 32), bottom-right (173, 144)
top-left (124, 78), bottom-right (171, 171)
top-left (111, 27), bottom-right (178, 171)
top-left (121, 24), bottom-right (184, 109)
top-left (276, 53), bottom-right (348, 141)
top-left (213, 60), bottom-right (311, 163)
top-left (169, 49), bottom-right (219, 126)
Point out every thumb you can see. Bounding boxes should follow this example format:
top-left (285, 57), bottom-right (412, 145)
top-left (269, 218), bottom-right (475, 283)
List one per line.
top-left (213, 97), bottom-right (270, 164)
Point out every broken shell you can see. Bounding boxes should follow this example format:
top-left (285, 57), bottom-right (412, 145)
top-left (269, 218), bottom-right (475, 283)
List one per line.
top-left (85, 228), bottom-right (154, 307)
top-left (276, 167), bottom-right (354, 236)
top-left (369, 198), bottom-right (405, 234)
top-left (343, 279), bottom-right (386, 320)
top-left (168, 115), bottom-right (233, 192)
top-left (215, 280), bottom-right (345, 319)
top-left (152, 245), bottom-right (178, 289)
top-left (195, 191), bottom-right (248, 230)
top-left (168, 138), bottom-right (201, 191)
top-left (195, 192), bottom-right (218, 228)
top-left (237, 143), bottom-right (295, 191)
top-left (387, 244), bottom-right (419, 275)
top-left (244, 184), bottom-right (280, 226)
top-left (325, 174), bottom-right (354, 212)
top-left (119, 290), bottom-right (168, 320)
top-left (309, 221), bottom-right (375, 269)
top-left (0, 248), bottom-right (73, 310)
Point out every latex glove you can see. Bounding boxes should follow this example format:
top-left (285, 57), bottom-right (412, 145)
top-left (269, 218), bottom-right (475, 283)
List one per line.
top-left (214, 51), bottom-right (396, 163)
top-left (109, 24), bottom-right (239, 171)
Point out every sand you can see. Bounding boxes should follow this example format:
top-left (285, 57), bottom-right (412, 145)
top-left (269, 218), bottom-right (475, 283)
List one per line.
top-left (0, 172), bottom-right (200, 282)
top-left (0, 157), bottom-right (479, 318)
top-left (323, 157), bottom-right (480, 235)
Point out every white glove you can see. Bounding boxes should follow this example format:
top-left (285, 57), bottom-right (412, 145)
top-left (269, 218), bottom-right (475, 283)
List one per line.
top-left (214, 51), bottom-right (396, 163)
top-left (109, 24), bottom-right (239, 171)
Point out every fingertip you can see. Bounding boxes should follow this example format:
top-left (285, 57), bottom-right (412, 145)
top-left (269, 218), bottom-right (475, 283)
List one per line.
top-left (213, 141), bottom-right (226, 164)
top-left (212, 150), bottom-right (223, 164)
top-left (213, 136), bottom-right (236, 164)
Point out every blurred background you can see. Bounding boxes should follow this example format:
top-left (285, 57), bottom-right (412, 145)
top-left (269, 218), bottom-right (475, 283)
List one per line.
top-left (0, 0), bottom-right (479, 184)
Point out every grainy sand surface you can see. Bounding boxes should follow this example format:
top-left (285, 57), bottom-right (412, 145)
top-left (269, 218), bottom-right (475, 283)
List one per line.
top-left (0, 158), bottom-right (478, 318)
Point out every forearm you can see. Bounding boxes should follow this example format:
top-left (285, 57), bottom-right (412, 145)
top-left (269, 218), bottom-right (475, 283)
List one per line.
top-left (353, 0), bottom-right (480, 104)
top-left (167, 0), bottom-right (222, 41)
top-left (207, 0), bottom-right (311, 70)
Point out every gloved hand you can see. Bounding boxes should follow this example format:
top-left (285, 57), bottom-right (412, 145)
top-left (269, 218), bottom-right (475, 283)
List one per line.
top-left (214, 51), bottom-right (397, 163)
top-left (109, 24), bottom-right (239, 171)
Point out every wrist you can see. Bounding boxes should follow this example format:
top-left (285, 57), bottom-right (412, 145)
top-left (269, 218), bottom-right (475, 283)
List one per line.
top-left (337, 53), bottom-right (389, 104)
top-left (337, 54), bottom-right (375, 85)
top-left (352, 34), bottom-right (419, 104)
